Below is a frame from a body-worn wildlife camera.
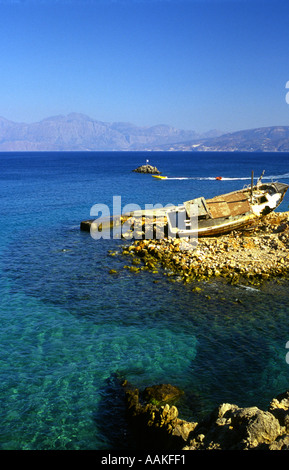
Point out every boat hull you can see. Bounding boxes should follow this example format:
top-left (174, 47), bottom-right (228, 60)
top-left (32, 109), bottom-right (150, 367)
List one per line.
top-left (166, 182), bottom-right (288, 238)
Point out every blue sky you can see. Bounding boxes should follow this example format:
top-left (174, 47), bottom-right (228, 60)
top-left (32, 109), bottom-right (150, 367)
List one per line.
top-left (0, 0), bottom-right (288, 133)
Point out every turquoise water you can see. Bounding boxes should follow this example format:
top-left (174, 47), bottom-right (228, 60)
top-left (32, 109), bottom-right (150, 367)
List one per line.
top-left (1, 151), bottom-right (289, 450)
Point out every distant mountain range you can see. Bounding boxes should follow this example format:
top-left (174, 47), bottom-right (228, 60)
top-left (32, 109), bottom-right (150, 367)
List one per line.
top-left (0, 113), bottom-right (288, 152)
top-left (151, 126), bottom-right (289, 152)
top-left (0, 113), bottom-right (220, 151)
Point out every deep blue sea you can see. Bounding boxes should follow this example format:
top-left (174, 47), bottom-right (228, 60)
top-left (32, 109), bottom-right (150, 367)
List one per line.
top-left (1, 150), bottom-right (289, 450)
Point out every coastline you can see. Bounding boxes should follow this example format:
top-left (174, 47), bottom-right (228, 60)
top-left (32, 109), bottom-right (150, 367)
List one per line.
top-left (116, 211), bottom-right (289, 450)
top-left (118, 211), bottom-right (289, 286)
top-left (123, 380), bottom-right (289, 450)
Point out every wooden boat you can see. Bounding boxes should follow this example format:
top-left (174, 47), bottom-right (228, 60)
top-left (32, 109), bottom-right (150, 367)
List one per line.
top-left (166, 177), bottom-right (288, 238)
top-left (152, 175), bottom-right (167, 180)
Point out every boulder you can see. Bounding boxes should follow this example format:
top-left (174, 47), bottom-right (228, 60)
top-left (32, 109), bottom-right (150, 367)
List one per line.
top-left (268, 390), bottom-right (289, 432)
top-left (230, 406), bottom-right (283, 449)
top-left (185, 404), bottom-right (284, 450)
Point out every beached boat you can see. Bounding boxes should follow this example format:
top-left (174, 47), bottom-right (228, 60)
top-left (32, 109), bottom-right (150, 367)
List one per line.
top-left (166, 177), bottom-right (288, 238)
top-left (152, 175), bottom-right (167, 180)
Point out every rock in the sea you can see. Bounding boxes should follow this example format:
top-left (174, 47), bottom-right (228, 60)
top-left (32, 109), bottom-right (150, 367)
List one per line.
top-left (122, 380), bottom-right (289, 450)
top-left (123, 381), bottom-right (187, 449)
top-left (132, 164), bottom-right (161, 174)
top-left (142, 384), bottom-right (184, 406)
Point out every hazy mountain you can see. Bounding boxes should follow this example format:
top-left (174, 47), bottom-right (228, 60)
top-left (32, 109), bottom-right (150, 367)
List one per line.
top-left (0, 114), bottom-right (288, 152)
top-left (0, 113), bottom-right (217, 151)
top-left (154, 126), bottom-right (289, 152)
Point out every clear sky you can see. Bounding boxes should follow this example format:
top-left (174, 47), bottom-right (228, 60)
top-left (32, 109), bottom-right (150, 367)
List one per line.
top-left (0, 0), bottom-right (288, 133)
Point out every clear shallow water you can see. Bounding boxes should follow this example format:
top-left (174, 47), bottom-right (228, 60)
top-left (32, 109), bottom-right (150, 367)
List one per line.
top-left (1, 151), bottom-right (289, 450)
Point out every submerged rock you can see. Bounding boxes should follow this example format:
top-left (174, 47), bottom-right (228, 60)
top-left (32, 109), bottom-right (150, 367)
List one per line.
top-left (142, 384), bottom-right (184, 406)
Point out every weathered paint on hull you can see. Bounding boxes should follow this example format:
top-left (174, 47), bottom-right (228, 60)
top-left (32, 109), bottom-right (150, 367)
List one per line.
top-left (187, 213), bottom-right (257, 237)
top-left (167, 182), bottom-right (288, 238)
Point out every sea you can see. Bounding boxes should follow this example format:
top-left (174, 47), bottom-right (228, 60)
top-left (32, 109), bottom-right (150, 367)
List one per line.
top-left (1, 150), bottom-right (289, 451)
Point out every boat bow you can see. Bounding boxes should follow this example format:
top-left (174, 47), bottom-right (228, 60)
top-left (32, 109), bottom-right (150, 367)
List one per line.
top-left (166, 180), bottom-right (288, 238)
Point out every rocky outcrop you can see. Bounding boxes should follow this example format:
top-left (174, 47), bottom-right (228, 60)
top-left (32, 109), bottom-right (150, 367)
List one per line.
top-left (123, 382), bottom-right (289, 450)
top-left (132, 164), bottom-right (161, 174)
top-left (123, 382), bottom-right (195, 449)
top-left (184, 404), bottom-right (284, 450)
top-left (119, 211), bottom-right (289, 286)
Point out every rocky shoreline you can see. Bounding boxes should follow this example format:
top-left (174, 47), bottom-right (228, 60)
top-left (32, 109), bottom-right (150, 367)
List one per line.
top-left (123, 381), bottom-right (289, 450)
top-left (117, 211), bottom-right (289, 286)
top-left (104, 213), bottom-right (289, 450)
top-left (105, 212), bottom-right (289, 450)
